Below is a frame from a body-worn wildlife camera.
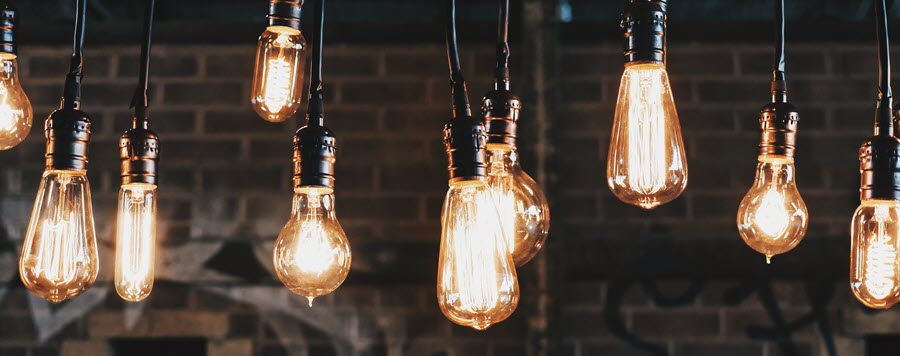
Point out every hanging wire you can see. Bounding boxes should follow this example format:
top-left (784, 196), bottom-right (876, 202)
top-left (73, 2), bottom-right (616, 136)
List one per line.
top-left (62, 0), bottom-right (87, 109)
top-left (132, 0), bottom-right (155, 127)
top-left (445, 0), bottom-right (470, 118)
top-left (307, 0), bottom-right (325, 126)
top-left (875, 0), bottom-right (892, 135)
top-left (771, 0), bottom-right (787, 102)
top-left (494, 0), bottom-right (510, 90)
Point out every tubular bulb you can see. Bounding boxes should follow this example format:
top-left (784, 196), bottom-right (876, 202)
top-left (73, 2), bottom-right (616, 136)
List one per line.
top-left (274, 187), bottom-right (351, 306)
top-left (115, 183), bottom-right (157, 302)
top-left (251, 26), bottom-right (307, 123)
top-left (0, 54), bottom-right (31, 150)
top-left (19, 170), bottom-right (98, 303)
top-left (851, 200), bottom-right (900, 309)
top-left (737, 155), bottom-right (808, 263)
top-left (485, 145), bottom-right (550, 267)
top-left (437, 180), bottom-right (519, 330)
top-left (607, 62), bottom-right (687, 209)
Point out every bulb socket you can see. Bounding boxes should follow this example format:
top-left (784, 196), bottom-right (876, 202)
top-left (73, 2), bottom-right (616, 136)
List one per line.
top-left (758, 102), bottom-right (799, 158)
top-left (0, 4), bottom-right (16, 55)
top-left (119, 126), bottom-right (160, 186)
top-left (444, 115), bottom-right (488, 182)
top-left (859, 135), bottom-right (900, 201)
top-left (293, 124), bottom-right (336, 189)
top-left (622, 0), bottom-right (667, 64)
top-left (268, 0), bottom-right (303, 31)
top-left (482, 89), bottom-right (521, 147)
top-left (44, 108), bottom-right (91, 171)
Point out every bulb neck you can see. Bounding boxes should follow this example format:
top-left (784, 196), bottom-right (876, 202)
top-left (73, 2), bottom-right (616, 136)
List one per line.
top-left (621, 0), bottom-right (667, 65)
top-left (293, 124), bottom-right (336, 189)
top-left (859, 135), bottom-right (900, 201)
top-left (44, 108), bottom-right (91, 171)
top-left (444, 115), bottom-right (488, 183)
top-left (758, 101), bottom-right (799, 158)
top-left (268, 0), bottom-right (303, 31)
top-left (482, 89), bottom-right (521, 147)
top-left (0, 4), bottom-right (16, 56)
top-left (119, 125), bottom-right (159, 186)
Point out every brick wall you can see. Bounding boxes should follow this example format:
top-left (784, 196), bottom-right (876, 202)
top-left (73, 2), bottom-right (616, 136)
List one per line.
top-left (0, 41), bottom-right (893, 356)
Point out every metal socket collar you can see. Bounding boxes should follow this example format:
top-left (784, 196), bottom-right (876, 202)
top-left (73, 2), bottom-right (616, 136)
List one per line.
top-left (859, 135), bottom-right (900, 201)
top-left (268, 0), bottom-right (303, 31)
top-left (293, 124), bottom-right (336, 189)
top-left (120, 127), bottom-right (160, 185)
top-left (44, 108), bottom-right (91, 171)
top-left (443, 115), bottom-right (488, 182)
top-left (482, 89), bottom-right (521, 147)
top-left (621, 0), bottom-right (667, 64)
top-left (758, 101), bottom-right (799, 158)
top-left (0, 4), bottom-right (16, 55)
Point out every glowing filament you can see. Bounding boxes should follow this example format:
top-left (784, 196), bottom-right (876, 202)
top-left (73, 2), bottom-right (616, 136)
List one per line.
top-left (36, 213), bottom-right (78, 286)
top-left (626, 69), bottom-right (667, 195)
top-left (755, 189), bottom-right (790, 238)
top-left (115, 185), bottom-right (156, 301)
top-left (865, 205), bottom-right (897, 300)
top-left (263, 57), bottom-right (293, 112)
top-left (448, 188), bottom-right (504, 313)
top-left (0, 84), bottom-right (23, 133)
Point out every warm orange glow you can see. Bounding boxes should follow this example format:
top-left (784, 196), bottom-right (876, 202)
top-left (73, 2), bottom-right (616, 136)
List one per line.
top-left (115, 183), bottom-right (157, 302)
top-left (851, 200), bottom-right (900, 309)
top-left (251, 26), bottom-right (306, 123)
top-left (0, 57), bottom-right (32, 150)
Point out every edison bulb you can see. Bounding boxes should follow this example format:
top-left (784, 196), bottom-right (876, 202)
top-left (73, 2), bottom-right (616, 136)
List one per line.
top-left (114, 183), bottom-right (157, 302)
top-left (274, 187), bottom-right (351, 306)
top-left (850, 200), bottom-right (900, 309)
top-left (607, 62), bottom-right (687, 209)
top-left (251, 26), bottom-right (307, 123)
top-left (737, 155), bottom-right (808, 263)
top-left (485, 145), bottom-right (550, 266)
top-left (19, 170), bottom-right (98, 303)
top-left (0, 54), bottom-right (32, 150)
top-left (437, 180), bottom-right (519, 330)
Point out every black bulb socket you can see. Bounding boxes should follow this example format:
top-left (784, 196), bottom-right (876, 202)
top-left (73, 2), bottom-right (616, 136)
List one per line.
top-left (482, 89), bottom-right (521, 147)
top-left (268, 0), bottom-right (303, 31)
top-left (293, 122), bottom-right (336, 189)
top-left (758, 101), bottom-right (799, 158)
top-left (119, 124), bottom-right (159, 186)
top-left (859, 134), bottom-right (900, 201)
top-left (44, 108), bottom-right (91, 171)
top-left (0, 3), bottom-right (16, 55)
top-left (622, 0), bottom-right (667, 64)
top-left (444, 115), bottom-right (488, 182)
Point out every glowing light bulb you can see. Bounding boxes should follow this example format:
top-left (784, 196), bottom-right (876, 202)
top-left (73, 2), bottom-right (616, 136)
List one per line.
top-left (437, 180), bottom-right (519, 330)
top-left (251, 26), bottom-right (307, 123)
top-left (737, 155), bottom-right (808, 263)
top-left (485, 145), bottom-right (550, 267)
top-left (850, 200), bottom-right (900, 309)
top-left (0, 54), bottom-right (32, 150)
top-left (274, 187), bottom-right (351, 306)
top-left (19, 170), bottom-right (98, 303)
top-left (607, 62), bottom-right (687, 209)
top-left (114, 183), bottom-right (157, 302)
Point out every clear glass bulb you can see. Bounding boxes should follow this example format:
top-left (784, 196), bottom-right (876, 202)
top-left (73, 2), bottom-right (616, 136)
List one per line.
top-left (115, 183), bottom-right (157, 302)
top-left (485, 144), bottom-right (550, 267)
top-left (737, 155), bottom-right (808, 263)
top-left (274, 187), bottom-right (351, 306)
top-left (437, 180), bottom-right (519, 330)
top-left (19, 170), bottom-right (98, 303)
top-left (607, 62), bottom-right (687, 209)
top-left (0, 54), bottom-right (32, 150)
top-left (251, 26), bottom-right (307, 123)
top-left (851, 199), bottom-right (900, 309)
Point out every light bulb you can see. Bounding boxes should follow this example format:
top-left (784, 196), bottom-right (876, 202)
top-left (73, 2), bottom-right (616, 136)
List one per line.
top-left (274, 187), bottom-right (351, 306)
top-left (19, 170), bottom-right (98, 304)
top-left (0, 54), bottom-right (32, 150)
top-left (114, 183), bottom-right (157, 302)
top-left (737, 155), bottom-right (808, 263)
top-left (607, 62), bottom-right (687, 209)
top-left (251, 26), bottom-right (307, 123)
top-left (437, 180), bottom-right (519, 330)
top-left (850, 200), bottom-right (900, 309)
top-left (485, 145), bottom-right (550, 267)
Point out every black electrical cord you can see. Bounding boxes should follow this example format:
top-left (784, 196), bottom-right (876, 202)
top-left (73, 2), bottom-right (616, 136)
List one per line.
top-left (876, 0), bottom-right (892, 136)
top-left (307, 0), bottom-right (325, 126)
top-left (132, 0), bottom-right (155, 126)
top-left (771, 0), bottom-right (787, 102)
top-left (446, 0), bottom-right (470, 118)
top-left (62, 0), bottom-right (87, 109)
top-left (494, 0), bottom-right (510, 90)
